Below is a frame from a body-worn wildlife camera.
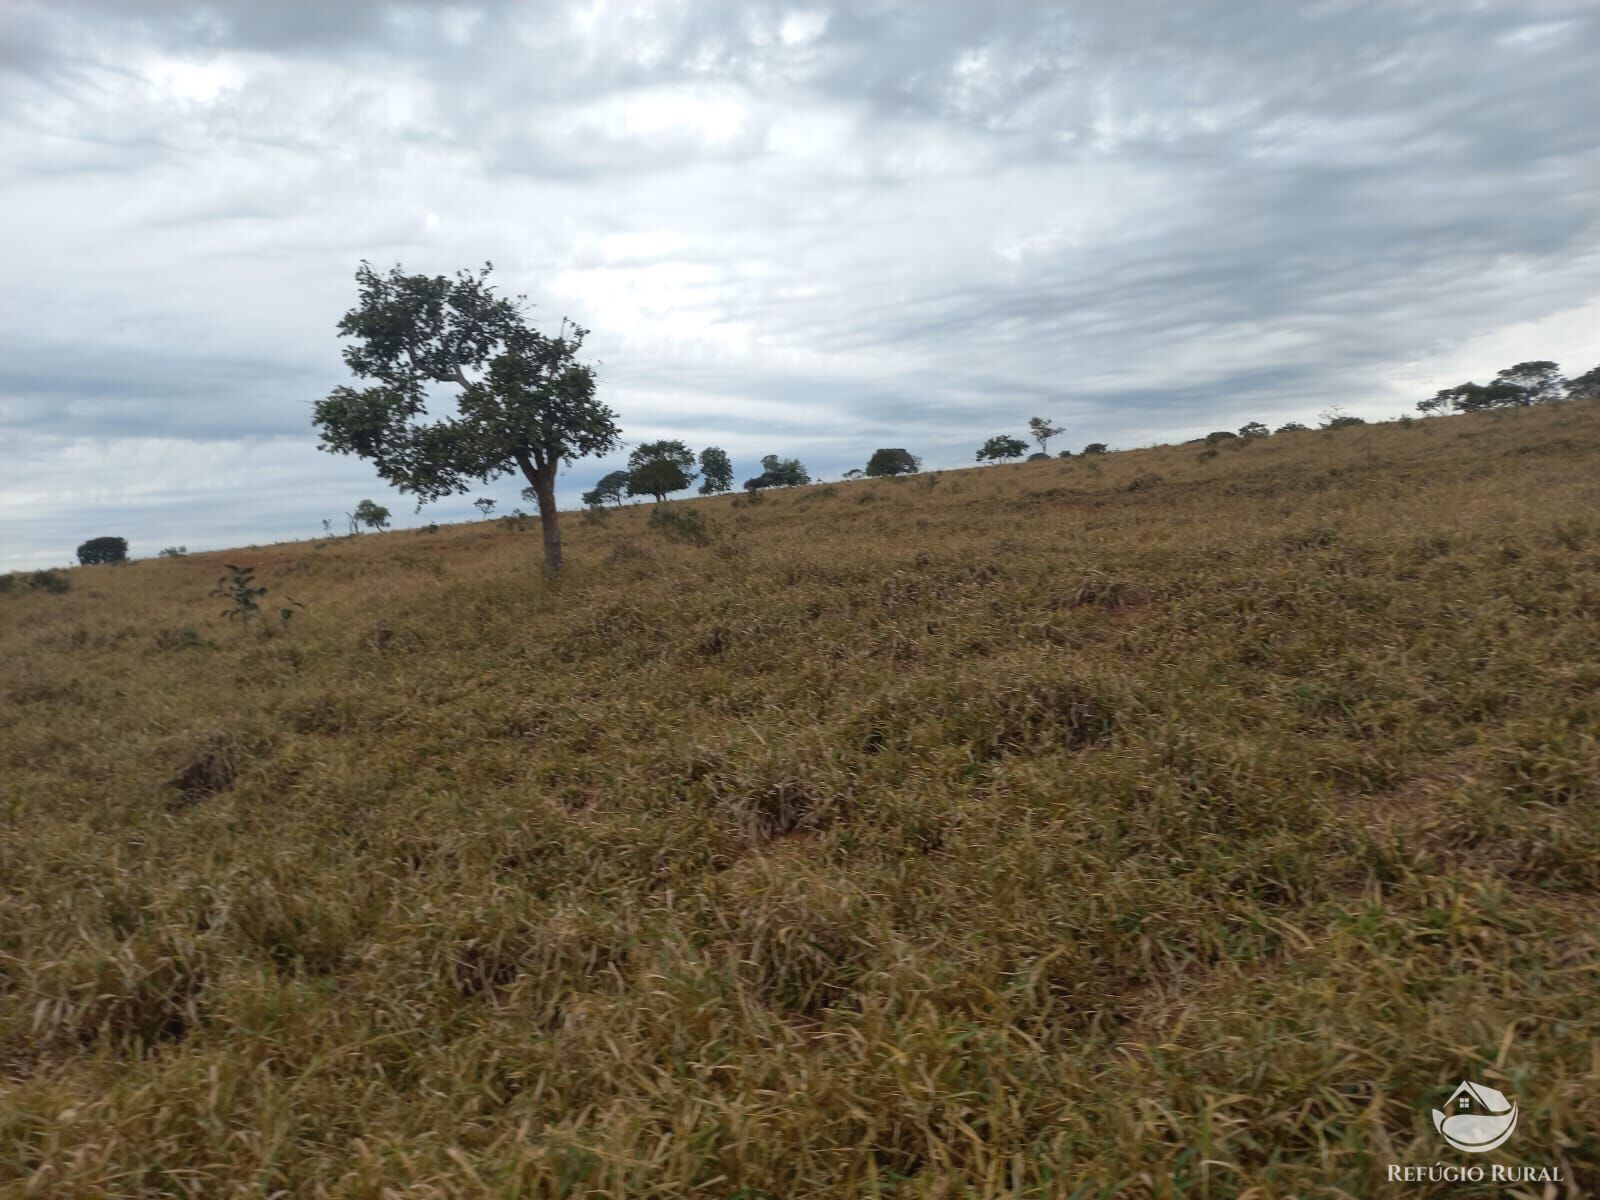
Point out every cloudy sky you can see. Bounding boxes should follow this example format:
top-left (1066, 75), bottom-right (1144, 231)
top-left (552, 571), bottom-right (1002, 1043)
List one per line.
top-left (3, 0), bottom-right (1598, 568)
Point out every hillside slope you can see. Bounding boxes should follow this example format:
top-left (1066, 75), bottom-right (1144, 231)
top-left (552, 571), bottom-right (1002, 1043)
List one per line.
top-left (3, 406), bottom-right (1598, 1196)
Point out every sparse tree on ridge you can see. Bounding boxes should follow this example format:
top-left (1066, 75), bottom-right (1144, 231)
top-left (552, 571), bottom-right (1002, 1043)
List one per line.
top-left (698, 447), bottom-right (733, 495)
top-left (627, 440), bottom-right (697, 502)
top-left (1027, 417), bottom-right (1065, 456)
top-left (976, 435), bottom-right (1028, 463)
top-left (1081, 442), bottom-right (1107, 455)
top-left (1275, 422), bottom-right (1309, 433)
top-left (1238, 421), bottom-right (1270, 439)
top-left (353, 499), bottom-right (390, 531)
top-left (312, 261), bottom-right (618, 575)
top-left (865, 448), bottom-right (920, 476)
top-left (474, 497), bottom-right (497, 518)
top-left (842, 468), bottom-right (865, 481)
top-left (583, 469), bottom-right (630, 508)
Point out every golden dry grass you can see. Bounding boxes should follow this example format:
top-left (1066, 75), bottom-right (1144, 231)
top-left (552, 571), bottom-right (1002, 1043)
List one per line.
top-left (2, 404), bottom-right (1598, 1197)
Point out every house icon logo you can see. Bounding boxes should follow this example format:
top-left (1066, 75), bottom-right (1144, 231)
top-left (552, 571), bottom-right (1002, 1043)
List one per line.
top-left (1432, 1080), bottom-right (1518, 1153)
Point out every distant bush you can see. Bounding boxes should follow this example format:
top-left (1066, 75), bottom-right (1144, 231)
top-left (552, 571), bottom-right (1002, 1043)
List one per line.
top-left (1319, 409), bottom-right (1366, 429)
top-left (649, 506), bottom-right (714, 546)
top-left (1204, 431), bottom-right (1237, 445)
top-left (77, 536), bottom-right (128, 565)
top-left (1026, 452), bottom-right (1051, 462)
top-left (1276, 421), bottom-right (1310, 433)
top-left (1082, 443), bottom-right (1107, 455)
top-left (1238, 421), bottom-right (1270, 439)
top-left (30, 569), bottom-right (69, 594)
top-left (159, 546), bottom-right (188, 558)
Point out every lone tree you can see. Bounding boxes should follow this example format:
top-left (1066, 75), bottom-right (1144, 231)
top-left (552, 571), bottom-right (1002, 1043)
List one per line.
top-left (313, 261), bottom-right (618, 575)
top-left (473, 497), bottom-right (496, 518)
top-left (1494, 360), bottom-right (1565, 406)
top-left (582, 469), bottom-right (630, 508)
top-left (1082, 443), bottom-right (1107, 455)
top-left (76, 536), bottom-right (128, 565)
top-left (1238, 421), bottom-right (1270, 439)
top-left (353, 499), bottom-right (390, 531)
top-left (1027, 417), bottom-right (1065, 456)
top-left (865, 448), bottom-right (920, 476)
top-left (627, 440), bottom-right (697, 502)
top-left (976, 435), bottom-right (1028, 463)
top-left (698, 446), bottom-right (733, 495)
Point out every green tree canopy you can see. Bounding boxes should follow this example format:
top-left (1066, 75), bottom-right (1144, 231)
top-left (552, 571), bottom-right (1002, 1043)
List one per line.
top-left (744, 454), bottom-right (810, 490)
top-left (1238, 421), bottom-right (1270, 439)
top-left (583, 469), bottom-right (631, 508)
top-left (76, 536), bottom-right (127, 565)
top-left (1081, 442), bottom-right (1108, 455)
top-left (353, 499), bottom-right (390, 530)
top-left (627, 440), bottom-right (697, 502)
top-left (1420, 360), bottom-right (1568, 415)
top-left (865, 448), bottom-right (920, 476)
top-left (312, 261), bottom-right (617, 574)
top-left (698, 446), bottom-right (733, 495)
top-left (1494, 360), bottom-right (1565, 406)
top-left (976, 435), bottom-right (1028, 463)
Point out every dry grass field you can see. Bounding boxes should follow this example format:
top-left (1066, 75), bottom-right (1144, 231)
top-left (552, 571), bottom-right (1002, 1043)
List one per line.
top-left (2, 404), bottom-right (1598, 1197)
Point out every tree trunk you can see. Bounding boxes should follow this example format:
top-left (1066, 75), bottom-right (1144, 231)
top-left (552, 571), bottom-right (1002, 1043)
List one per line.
top-left (524, 466), bottom-right (563, 575)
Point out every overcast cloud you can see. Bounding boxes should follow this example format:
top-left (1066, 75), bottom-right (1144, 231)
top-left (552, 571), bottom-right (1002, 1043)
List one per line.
top-left (3, 0), bottom-right (1598, 568)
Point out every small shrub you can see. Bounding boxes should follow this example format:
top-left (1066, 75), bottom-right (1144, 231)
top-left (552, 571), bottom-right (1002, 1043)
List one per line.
top-left (30, 569), bottom-right (69, 594)
top-left (159, 546), bottom-right (188, 558)
top-left (649, 505), bottom-right (714, 546)
top-left (153, 627), bottom-right (211, 652)
top-left (212, 564), bottom-right (266, 623)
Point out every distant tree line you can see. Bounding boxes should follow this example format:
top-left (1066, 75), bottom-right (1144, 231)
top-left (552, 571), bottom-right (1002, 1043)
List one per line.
top-left (1419, 359), bottom-right (1598, 414)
